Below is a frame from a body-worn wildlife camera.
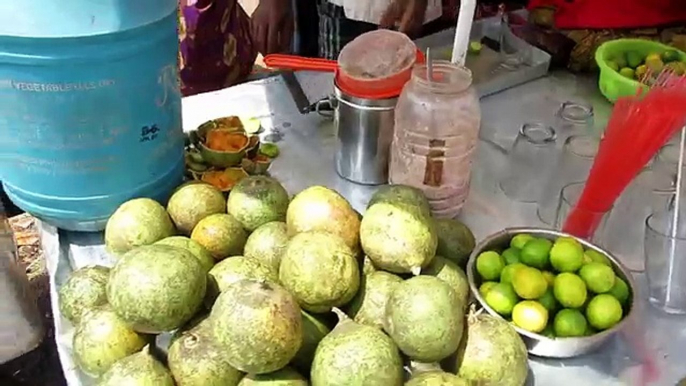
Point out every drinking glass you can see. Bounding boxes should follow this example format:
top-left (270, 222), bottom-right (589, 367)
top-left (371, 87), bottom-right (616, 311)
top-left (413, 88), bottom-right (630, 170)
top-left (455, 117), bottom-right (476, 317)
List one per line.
top-left (653, 142), bottom-right (685, 182)
top-left (599, 169), bottom-right (674, 272)
top-left (645, 210), bottom-right (686, 314)
top-left (555, 101), bottom-right (596, 145)
top-left (537, 135), bottom-right (599, 225)
top-left (500, 123), bottom-right (556, 203)
top-left (554, 182), bottom-right (610, 242)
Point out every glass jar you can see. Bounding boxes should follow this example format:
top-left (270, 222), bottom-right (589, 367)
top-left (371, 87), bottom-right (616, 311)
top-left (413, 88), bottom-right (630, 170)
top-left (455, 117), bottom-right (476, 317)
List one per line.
top-left (389, 61), bottom-right (481, 218)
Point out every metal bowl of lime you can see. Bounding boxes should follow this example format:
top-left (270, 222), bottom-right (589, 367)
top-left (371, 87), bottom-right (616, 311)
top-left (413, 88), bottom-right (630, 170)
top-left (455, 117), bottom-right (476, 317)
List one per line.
top-left (466, 227), bottom-right (637, 358)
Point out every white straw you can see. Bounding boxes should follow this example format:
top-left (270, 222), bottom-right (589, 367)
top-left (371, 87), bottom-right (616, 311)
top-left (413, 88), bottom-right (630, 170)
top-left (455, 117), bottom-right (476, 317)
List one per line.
top-left (450, 0), bottom-right (477, 66)
top-left (667, 125), bottom-right (685, 303)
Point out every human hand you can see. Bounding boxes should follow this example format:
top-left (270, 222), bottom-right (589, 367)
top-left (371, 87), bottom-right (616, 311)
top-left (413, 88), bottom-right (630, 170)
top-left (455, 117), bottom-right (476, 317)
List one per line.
top-left (250, 0), bottom-right (294, 54)
top-left (379, 0), bottom-right (429, 37)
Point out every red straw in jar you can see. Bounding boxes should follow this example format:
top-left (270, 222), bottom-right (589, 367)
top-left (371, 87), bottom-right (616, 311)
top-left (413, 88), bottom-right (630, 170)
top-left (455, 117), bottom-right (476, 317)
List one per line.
top-left (562, 73), bottom-right (686, 239)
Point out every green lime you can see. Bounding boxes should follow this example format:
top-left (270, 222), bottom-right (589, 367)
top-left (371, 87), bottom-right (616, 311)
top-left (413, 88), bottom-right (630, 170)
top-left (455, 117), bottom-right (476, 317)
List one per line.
top-left (626, 51), bottom-right (643, 68)
top-left (584, 249), bottom-right (611, 266)
top-left (635, 64), bottom-right (648, 80)
top-left (614, 54), bottom-right (628, 69)
top-left (468, 41), bottom-right (483, 55)
top-left (511, 234), bottom-right (534, 250)
top-left (520, 238), bottom-right (553, 269)
top-left (619, 67), bottom-right (635, 79)
top-left (553, 273), bottom-right (587, 308)
top-left (484, 282), bottom-right (519, 316)
top-left (584, 324), bottom-right (598, 336)
top-left (607, 60), bottom-right (619, 72)
top-left (666, 61), bottom-right (685, 76)
top-left (537, 289), bottom-right (558, 312)
top-left (550, 238), bottom-right (584, 273)
top-left (579, 262), bottom-right (616, 293)
top-left (500, 263), bottom-right (526, 284)
top-left (512, 266), bottom-right (548, 299)
top-left (541, 324), bottom-right (556, 338)
top-left (479, 281), bottom-right (498, 297)
top-left (476, 251), bottom-right (506, 281)
top-left (502, 248), bottom-right (522, 265)
top-left (512, 300), bottom-right (549, 333)
top-left (662, 49), bottom-right (680, 63)
top-left (586, 294), bottom-right (623, 330)
top-left (553, 309), bottom-right (587, 337)
top-left (542, 271), bottom-right (556, 287)
top-left (608, 277), bottom-right (630, 305)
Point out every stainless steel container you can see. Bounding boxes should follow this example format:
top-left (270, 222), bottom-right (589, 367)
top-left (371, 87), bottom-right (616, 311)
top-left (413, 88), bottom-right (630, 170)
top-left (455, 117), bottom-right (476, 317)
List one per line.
top-left (0, 209), bottom-right (44, 363)
top-left (332, 86), bottom-right (398, 185)
top-left (466, 227), bottom-right (637, 358)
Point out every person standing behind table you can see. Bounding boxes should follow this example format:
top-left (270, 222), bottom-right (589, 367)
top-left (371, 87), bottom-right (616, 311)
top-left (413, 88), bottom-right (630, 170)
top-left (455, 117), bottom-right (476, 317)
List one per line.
top-left (249, 0), bottom-right (444, 59)
top-left (178, 0), bottom-right (258, 96)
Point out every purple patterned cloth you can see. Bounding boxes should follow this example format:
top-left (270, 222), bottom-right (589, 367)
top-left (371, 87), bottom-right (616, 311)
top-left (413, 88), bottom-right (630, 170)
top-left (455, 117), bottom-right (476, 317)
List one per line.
top-left (178, 0), bottom-right (257, 96)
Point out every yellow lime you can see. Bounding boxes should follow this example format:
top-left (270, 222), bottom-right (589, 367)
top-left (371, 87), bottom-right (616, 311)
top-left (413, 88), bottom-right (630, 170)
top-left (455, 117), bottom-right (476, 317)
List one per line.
top-left (512, 300), bottom-right (549, 333)
top-left (550, 238), bottom-right (584, 273)
top-left (476, 251), bottom-right (505, 281)
top-left (584, 249), bottom-right (611, 266)
top-left (500, 263), bottom-right (526, 284)
top-left (484, 282), bottom-right (519, 316)
top-left (635, 64), bottom-right (648, 80)
top-left (553, 273), bottom-right (587, 308)
top-left (626, 51), bottom-right (643, 68)
top-left (619, 67), bottom-right (635, 79)
top-left (608, 277), bottom-right (630, 305)
top-left (511, 234), bottom-right (534, 250)
top-left (553, 309), bottom-right (587, 337)
top-left (537, 289), bottom-right (558, 312)
top-left (520, 238), bottom-right (553, 269)
top-left (646, 52), bottom-right (662, 62)
top-left (502, 248), bottom-right (522, 265)
top-left (606, 60), bottom-right (619, 72)
top-left (662, 49), bottom-right (680, 63)
top-left (586, 294), bottom-right (623, 330)
top-left (666, 61), bottom-right (685, 76)
top-left (479, 281), bottom-right (498, 297)
top-left (579, 262), bottom-right (616, 293)
top-left (542, 271), bottom-right (556, 287)
top-left (645, 58), bottom-right (664, 73)
top-left (512, 266), bottom-right (548, 299)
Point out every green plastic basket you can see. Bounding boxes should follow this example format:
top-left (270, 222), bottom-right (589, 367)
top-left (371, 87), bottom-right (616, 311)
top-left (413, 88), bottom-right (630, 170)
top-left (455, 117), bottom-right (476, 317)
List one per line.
top-left (595, 38), bottom-right (686, 103)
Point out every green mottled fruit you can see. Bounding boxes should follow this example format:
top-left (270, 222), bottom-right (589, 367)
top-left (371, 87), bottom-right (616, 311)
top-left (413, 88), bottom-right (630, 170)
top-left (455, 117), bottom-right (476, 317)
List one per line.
top-left (98, 346), bottom-right (174, 386)
top-left (286, 186), bottom-right (361, 253)
top-left (291, 310), bottom-right (331, 374)
top-left (58, 265), bottom-right (110, 324)
top-left (279, 232), bottom-right (360, 313)
top-left (72, 306), bottom-right (149, 377)
top-left (238, 366), bottom-right (307, 385)
top-left (244, 221), bottom-right (289, 274)
top-left (227, 176), bottom-right (290, 232)
top-left (155, 236), bottom-right (215, 273)
top-left (167, 181), bottom-right (226, 235)
top-left (446, 314), bottom-right (528, 386)
top-left (105, 198), bottom-right (175, 255)
top-left (107, 245), bottom-right (207, 333)
top-left (384, 276), bottom-right (462, 362)
top-left (434, 218), bottom-right (475, 269)
top-left (346, 271), bottom-right (403, 329)
top-left (367, 185), bottom-right (431, 217)
top-left (210, 280), bottom-right (303, 374)
top-left (191, 214), bottom-right (248, 260)
top-left (311, 312), bottom-right (404, 386)
top-left (421, 256), bottom-right (469, 309)
top-left (406, 371), bottom-right (469, 385)
top-left (361, 202), bottom-right (437, 274)
top-left (168, 317), bottom-right (244, 386)
top-left (206, 256), bottom-right (278, 304)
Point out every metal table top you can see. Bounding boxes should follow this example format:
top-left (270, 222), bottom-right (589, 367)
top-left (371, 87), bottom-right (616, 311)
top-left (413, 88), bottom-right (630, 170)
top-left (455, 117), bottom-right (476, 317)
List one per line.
top-left (43, 70), bottom-right (684, 385)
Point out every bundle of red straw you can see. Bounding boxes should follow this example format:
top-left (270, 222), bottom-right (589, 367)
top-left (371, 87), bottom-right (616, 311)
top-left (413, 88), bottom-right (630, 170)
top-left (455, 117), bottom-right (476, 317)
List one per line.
top-left (563, 72), bottom-right (686, 239)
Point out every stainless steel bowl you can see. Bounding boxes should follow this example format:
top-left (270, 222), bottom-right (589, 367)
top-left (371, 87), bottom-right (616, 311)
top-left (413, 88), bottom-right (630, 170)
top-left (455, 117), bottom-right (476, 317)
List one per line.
top-left (466, 227), bottom-right (637, 358)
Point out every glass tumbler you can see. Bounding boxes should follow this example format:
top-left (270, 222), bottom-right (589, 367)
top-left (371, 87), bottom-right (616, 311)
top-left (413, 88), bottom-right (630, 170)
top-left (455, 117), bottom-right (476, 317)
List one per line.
top-left (645, 210), bottom-right (686, 314)
top-left (599, 169), bottom-right (675, 272)
top-left (537, 135), bottom-right (599, 225)
top-left (653, 142), bottom-right (685, 182)
top-left (554, 101), bottom-right (596, 145)
top-left (499, 123), bottom-right (556, 203)
top-left (554, 182), bottom-right (611, 242)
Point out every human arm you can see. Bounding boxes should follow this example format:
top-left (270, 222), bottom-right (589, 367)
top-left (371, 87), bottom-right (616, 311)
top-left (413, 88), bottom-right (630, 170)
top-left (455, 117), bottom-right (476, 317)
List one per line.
top-left (250, 0), bottom-right (294, 54)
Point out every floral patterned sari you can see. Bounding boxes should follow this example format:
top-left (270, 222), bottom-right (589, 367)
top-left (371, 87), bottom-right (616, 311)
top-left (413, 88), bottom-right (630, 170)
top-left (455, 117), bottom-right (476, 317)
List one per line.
top-left (178, 0), bottom-right (257, 96)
